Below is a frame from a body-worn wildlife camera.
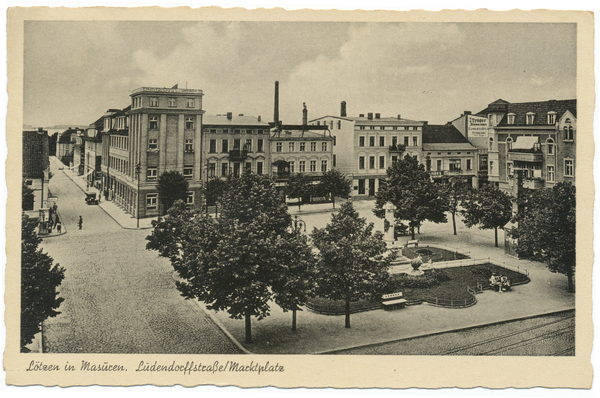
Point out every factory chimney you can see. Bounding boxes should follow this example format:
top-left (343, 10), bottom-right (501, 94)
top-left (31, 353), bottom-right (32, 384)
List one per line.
top-left (302, 102), bottom-right (308, 125)
top-left (341, 101), bottom-right (347, 117)
top-left (273, 81), bottom-right (279, 126)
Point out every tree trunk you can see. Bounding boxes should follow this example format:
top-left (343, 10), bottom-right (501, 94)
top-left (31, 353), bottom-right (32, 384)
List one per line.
top-left (411, 226), bottom-right (416, 240)
top-left (494, 227), bottom-right (499, 247)
top-left (332, 195), bottom-right (336, 209)
top-left (345, 298), bottom-right (351, 328)
top-left (292, 308), bottom-right (297, 332)
top-left (567, 272), bottom-right (575, 293)
top-left (452, 212), bottom-right (457, 235)
top-left (298, 198), bottom-right (302, 211)
top-left (245, 313), bottom-right (252, 344)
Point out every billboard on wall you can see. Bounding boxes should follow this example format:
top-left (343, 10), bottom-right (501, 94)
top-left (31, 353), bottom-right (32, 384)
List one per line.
top-left (468, 115), bottom-right (489, 137)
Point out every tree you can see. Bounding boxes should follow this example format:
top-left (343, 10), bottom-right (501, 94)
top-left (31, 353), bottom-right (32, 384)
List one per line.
top-left (286, 173), bottom-right (313, 211)
top-left (147, 172), bottom-right (296, 343)
top-left (374, 155), bottom-right (447, 239)
top-left (21, 214), bottom-right (65, 351)
top-left (156, 171), bottom-right (189, 215)
top-left (204, 177), bottom-right (229, 216)
top-left (442, 177), bottom-right (472, 235)
top-left (22, 180), bottom-right (35, 211)
top-left (462, 183), bottom-right (513, 247)
top-left (270, 231), bottom-right (316, 331)
top-left (319, 169), bottom-right (352, 208)
top-left (509, 182), bottom-right (575, 292)
top-left (311, 201), bottom-right (390, 329)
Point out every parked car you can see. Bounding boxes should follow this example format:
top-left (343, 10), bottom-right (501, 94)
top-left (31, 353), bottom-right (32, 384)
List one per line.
top-left (85, 192), bottom-right (99, 205)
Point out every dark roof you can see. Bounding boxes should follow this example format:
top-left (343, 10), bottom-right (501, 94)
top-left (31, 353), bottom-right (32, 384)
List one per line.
top-left (422, 124), bottom-right (472, 144)
top-left (477, 99), bottom-right (576, 126)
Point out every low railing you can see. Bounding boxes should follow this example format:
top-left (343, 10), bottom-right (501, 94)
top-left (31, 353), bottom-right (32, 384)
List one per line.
top-left (421, 295), bottom-right (477, 308)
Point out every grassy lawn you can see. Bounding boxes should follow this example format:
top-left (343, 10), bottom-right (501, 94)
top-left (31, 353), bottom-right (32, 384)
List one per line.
top-left (307, 263), bottom-right (530, 314)
top-left (402, 246), bottom-right (470, 262)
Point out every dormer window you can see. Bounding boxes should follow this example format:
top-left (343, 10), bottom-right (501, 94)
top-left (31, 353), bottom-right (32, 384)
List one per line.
top-left (526, 112), bottom-right (535, 125)
top-left (507, 113), bottom-right (516, 125)
top-left (547, 112), bottom-right (557, 124)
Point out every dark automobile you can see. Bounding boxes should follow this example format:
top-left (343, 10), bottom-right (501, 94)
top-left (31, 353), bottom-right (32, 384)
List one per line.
top-left (85, 192), bottom-right (99, 205)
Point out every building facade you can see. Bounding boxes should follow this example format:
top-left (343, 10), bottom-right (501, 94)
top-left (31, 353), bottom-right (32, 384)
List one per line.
top-left (203, 113), bottom-right (270, 180)
top-left (23, 129), bottom-right (50, 211)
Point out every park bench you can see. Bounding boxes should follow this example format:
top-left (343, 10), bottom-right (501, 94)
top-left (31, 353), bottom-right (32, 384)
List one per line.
top-left (404, 239), bottom-right (419, 248)
top-left (382, 292), bottom-right (407, 310)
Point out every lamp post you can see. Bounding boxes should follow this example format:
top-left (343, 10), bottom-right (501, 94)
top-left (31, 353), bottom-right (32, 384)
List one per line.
top-left (135, 163), bottom-right (141, 228)
top-left (293, 215), bottom-right (306, 233)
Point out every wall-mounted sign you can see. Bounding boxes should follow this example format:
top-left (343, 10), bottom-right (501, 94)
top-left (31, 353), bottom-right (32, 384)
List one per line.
top-left (468, 115), bottom-right (489, 137)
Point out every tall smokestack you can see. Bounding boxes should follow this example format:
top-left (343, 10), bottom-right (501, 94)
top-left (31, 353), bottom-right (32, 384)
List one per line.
top-left (274, 81), bottom-right (279, 125)
top-left (302, 102), bottom-right (307, 125)
top-left (341, 101), bottom-right (347, 117)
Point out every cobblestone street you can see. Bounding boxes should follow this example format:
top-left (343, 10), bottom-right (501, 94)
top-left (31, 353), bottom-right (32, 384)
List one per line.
top-left (40, 164), bottom-right (242, 354)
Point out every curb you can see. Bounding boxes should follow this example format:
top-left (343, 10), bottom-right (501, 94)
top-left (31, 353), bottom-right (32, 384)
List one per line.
top-left (314, 308), bottom-right (575, 355)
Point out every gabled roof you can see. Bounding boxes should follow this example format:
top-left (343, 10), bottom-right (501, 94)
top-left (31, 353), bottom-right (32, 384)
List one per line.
top-left (422, 124), bottom-right (475, 145)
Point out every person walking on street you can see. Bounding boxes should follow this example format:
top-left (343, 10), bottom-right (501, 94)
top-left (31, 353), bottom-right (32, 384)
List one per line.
top-left (56, 221), bottom-right (62, 234)
top-left (78, 216), bottom-right (83, 230)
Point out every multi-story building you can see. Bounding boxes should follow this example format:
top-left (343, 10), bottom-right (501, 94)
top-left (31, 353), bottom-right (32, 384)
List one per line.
top-left (475, 99), bottom-right (576, 192)
top-left (310, 102), bottom-right (424, 197)
top-left (23, 129), bottom-right (50, 212)
top-left (56, 128), bottom-right (80, 166)
top-left (422, 123), bottom-right (478, 186)
top-left (203, 113), bottom-right (270, 180)
top-left (451, 111), bottom-right (491, 188)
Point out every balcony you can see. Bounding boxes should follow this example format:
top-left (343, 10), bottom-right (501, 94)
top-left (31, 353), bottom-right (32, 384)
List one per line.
top-left (507, 149), bottom-right (543, 163)
top-left (228, 149), bottom-right (249, 161)
top-left (523, 178), bottom-right (545, 189)
top-left (447, 168), bottom-right (464, 175)
top-left (389, 144), bottom-right (406, 153)
top-left (273, 171), bottom-right (291, 181)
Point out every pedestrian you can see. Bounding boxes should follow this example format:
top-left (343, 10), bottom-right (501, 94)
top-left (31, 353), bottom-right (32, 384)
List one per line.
top-left (56, 221), bottom-right (62, 233)
top-left (78, 216), bottom-right (83, 230)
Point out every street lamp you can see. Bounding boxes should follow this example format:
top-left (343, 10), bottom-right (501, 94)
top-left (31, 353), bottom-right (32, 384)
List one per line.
top-left (135, 163), bottom-right (141, 228)
top-left (293, 215), bottom-right (306, 233)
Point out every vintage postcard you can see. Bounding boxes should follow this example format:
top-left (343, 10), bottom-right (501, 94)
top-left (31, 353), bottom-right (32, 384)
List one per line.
top-left (5, 6), bottom-right (594, 389)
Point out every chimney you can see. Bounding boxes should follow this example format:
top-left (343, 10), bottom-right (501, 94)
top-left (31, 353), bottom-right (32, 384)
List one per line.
top-left (227, 112), bottom-right (233, 120)
top-left (375, 113), bottom-right (380, 119)
top-left (367, 113), bottom-right (373, 120)
top-left (359, 114), bottom-right (365, 118)
top-left (258, 116), bottom-right (261, 122)
top-left (423, 121), bottom-right (428, 126)
top-left (397, 114), bottom-right (401, 119)
top-left (273, 81), bottom-right (279, 125)
top-left (464, 111), bottom-right (471, 116)
top-left (239, 114), bottom-right (244, 116)
top-left (341, 101), bottom-right (347, 117)
top-left (302, 102), bottom-right (308, 125)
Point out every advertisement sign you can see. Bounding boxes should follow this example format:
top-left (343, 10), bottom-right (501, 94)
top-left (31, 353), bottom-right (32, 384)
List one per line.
top-left (468, 115), bottom-right (489, 137)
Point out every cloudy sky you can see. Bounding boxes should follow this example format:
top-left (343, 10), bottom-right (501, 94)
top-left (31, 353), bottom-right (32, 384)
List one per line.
top-left (23, 21), bottom-right (576, 127)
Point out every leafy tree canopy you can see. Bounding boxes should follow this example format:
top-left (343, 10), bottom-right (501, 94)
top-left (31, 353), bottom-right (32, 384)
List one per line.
top-left (318, 169), bottom-right (352, 208)
top-left (462, 183), bottom-right (513, 247)
top-left (156, 171), bottom-right (189, 214)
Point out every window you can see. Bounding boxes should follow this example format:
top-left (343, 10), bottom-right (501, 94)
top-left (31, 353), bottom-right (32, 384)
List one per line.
top-left (185, 116), bottom-right (194, 130)
top-left (321, 160), bottom-right (327, 172)
top-left (449, 159), bottom-right (461, 171)
top-left (413, 136), bottom-right (418, 147)
top-left (300, 142), bottom-right (306, 152)
top-left (183, 167), bottom-right (193, 179)
top-left (289, 161), bottom-right (295, 173)
top-left (185, 139), bottom-right (194, 152)
top-left (187, 98), bottom-right (195, 108)
top-left (489, 137), bottom-right (494, 151)
top-left (234, 129), bottom-right (241, 134)
top-left (379, 156), bottom-right (385, 169)
top-left (547, 166), bottom-right (555, 182)
top-left (392, 136), bottom-right (398, 146)
top-left (507, 113), bottom-right (516, 124)
top-left (369, 156), bottom-right (375, 169)
top-left (547, 113), bottom-right (556, 124)
top-left (209, 139), bottom-right (216, 153)
top-left (257, 139), bottom-right (264, 152)
top-left (169, 98), bottom-right (177, 107)
top-left (311, 142), bottom-right (317, 151)
top-left (358, 179), bottom-right (365, 195)
top-left (258, 129), bottom-right (264, 135)
top-left (222, 140), bottom-right (229, 153)
top-left (257, 162), bottom-right (263, 175)
top-left (322, 142), bottom-right (327, 151)
top-left (379, 137), bottom-right (385, 147)
top-left (333, 136), bottom-right (337, 146)
top-left (309, 161), bottom-right (315, 172)
top-left (210, 129), bottom-right (217, 134)
top-left (299, 161), bottom-right (306, 172)
top-left (380, 126), bottom-right (385, 130)
top-left (359, 156), bottom-right (365, 169)
top-left (359, 137), bottom-right (365, 147)
top-left (437, 159), bottom-right (442, 171)
top-left (359, 126), bottom-right (365, 130)
top-left (337, 121), bottom-right (341, 129)
top-left (526, 113), bottom-right (535, 125)
top-left (221, 163), bottom-right (228, 177)
top-left (233, 163), bottom-right (240, 177)
top-left (186, 192), bottom-right (194, 206)
top-left (208, 163), bottom-right (216, 177)
top-left (149, 116), bottom-right (159, 129)
top-left (146, 193), bottom-right (158, 210)
top-left (564, 159), bottom-right (574, 176)
top-left (276, 142), bottom-right (282, 152)
top-left (507, 162), bottom-right (513, 176)
top-left (147, 168), bottom-right (157, 181)
top-left (330, 121), bottom-right (334, 129)
top-left (466, 159), bottom-right (472, 170)
top-left (289, 142), bottom-right (295, 152)
top-left (564, 126), bottom-right (574, 141)
top-left (404, 136), bottom-right (409, 146)
top-left (333, 154), bottom-right (336, 167)
top-left (370, 126), bottom-right (375, 130)
top-left (233, 139), bottom-right (240, 149)
top-left (506, 137), bottom-right (513, 150)
top-left (489, 161), bottom-right (494, 174)
top-left (370, 137), bottom-right (375, 147)
top-left (245, 162), bottom-right (252, 171)
top-left (150, 97), bottom-right (158, 107)
top-left (392, 156), bottom-right (398, 164)
top-left (245, 139), bottom-right (252, 152)
top-left (547, 138), bottom-right (554, 155)
top-left (222, 129), bottom-right (229, 134)
top-left (488, 114), bottom-right (494, 126)
top-left (148, 139), bottom-right (158, 149)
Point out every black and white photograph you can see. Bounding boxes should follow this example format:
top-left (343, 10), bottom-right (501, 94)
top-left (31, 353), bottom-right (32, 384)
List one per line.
top-left (5, 5), bottom-right (594, 390)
